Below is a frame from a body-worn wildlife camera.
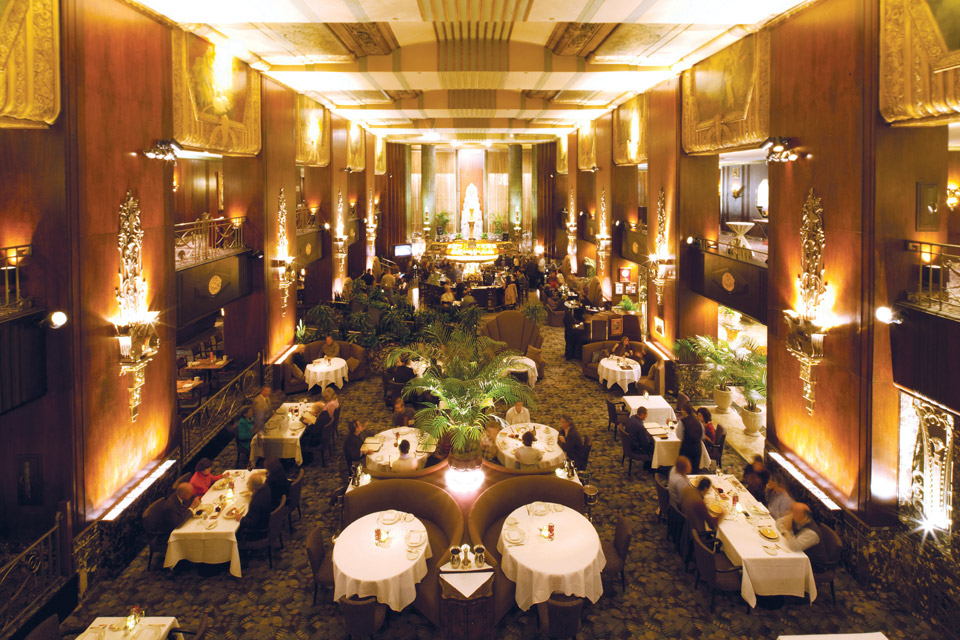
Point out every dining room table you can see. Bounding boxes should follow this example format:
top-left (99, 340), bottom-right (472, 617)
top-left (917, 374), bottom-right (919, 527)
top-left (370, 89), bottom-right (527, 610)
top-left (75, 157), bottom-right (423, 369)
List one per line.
top-left (496, 423), bottom-right (565, 471)
top-left (623, 394), bottom-right (676, 424)
top-left (777, 635), bottom-right (889, 640)
top-left (644, 421), bottom-right (711, 470)
top-left (304, 356), bottom-right (348, 389)
top-left (333, 509), bottom-right (433, 611)
top-left (184, 356), bottom-right (230, 386)
top-left (250, 402), bottom-right (307, 465)
top-left (692, 473), bottom-right (818, 608)
top-left (502, 356), bottom-right (538, 387)
top-left (597, 356), bottom-right (643, 392)
top-left (175, 379), bottom-right (202, 395)
top-left (76, 617), bottom-right (180, 640)
top-left (361, 427), bottom-right (434, 472)
top-left (497, 501), bottom-right (605, 610)
top-left (163, 469), bottom-right (255, 578)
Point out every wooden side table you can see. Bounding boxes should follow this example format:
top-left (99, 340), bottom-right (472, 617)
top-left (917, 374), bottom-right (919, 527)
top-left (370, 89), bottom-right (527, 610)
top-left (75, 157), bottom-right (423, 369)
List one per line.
top-left (439, 570), bottom-right (495, 640)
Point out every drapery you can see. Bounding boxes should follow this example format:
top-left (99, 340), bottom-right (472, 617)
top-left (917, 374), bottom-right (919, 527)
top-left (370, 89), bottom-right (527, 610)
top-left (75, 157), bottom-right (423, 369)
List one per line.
top-left (486, 149), bottom-right (508, 233)
top-left (383, 142), bottom-right (408, 251)
top-left (537, 142), bottom-right (556, 256)
top-left (410, 148), bottom-right (421, 238)
top-left (436, 149), bottom-right (457, 220)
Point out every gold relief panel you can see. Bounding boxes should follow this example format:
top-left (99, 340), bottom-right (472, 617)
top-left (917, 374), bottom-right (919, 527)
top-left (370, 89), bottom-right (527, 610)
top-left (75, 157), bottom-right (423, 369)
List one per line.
top-left (296, 94), bottom-right (330, 166)
top-left (880, 0), bottom-right (960, 125)
top-left (577, 120), bottom-right (597, 171)
top-left (556, 135), bottom-right (568, 175)
top-left (374, 135), bottom-right (386, 175)
top-left (0, 0), bottom-right (60, 128)
top-left (614, 93), bottom-right (648, 165)
top-left (172, 30), bottom-right (261, 156)
top-left (681, 31), bottom-right (770, 154)
top-left (347, 121), bottom-right (365, 172)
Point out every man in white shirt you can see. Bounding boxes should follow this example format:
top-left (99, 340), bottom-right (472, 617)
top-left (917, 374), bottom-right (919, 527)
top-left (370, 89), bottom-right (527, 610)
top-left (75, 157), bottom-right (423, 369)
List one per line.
top-left (505, 400), bottom-right (531, 425)
top-left (668, 456), bottom-right (692, 508)
top-left (514, 430), bottom-right (543, 469)
top-left (776, 502), bottom-right (829, 571)
top-left (391, 439), bottom-right (419, 471)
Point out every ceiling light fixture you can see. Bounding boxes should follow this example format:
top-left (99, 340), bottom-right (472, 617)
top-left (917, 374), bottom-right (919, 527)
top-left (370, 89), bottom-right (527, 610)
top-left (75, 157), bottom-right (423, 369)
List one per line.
top-left (143, 139), bottom-right (182, 163)
top-left (762, 137), bottom-right (800, 163)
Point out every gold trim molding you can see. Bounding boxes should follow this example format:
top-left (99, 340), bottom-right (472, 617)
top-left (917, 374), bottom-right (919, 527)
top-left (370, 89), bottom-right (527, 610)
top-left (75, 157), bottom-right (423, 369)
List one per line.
top-left (172, 29), bottom-right (261, 156)
top-left (880, 0), bottom-right (960, 126)
top-left (374, 135), bottom-right (386, 175)
top-left (0, 0), bottom-right (60, 128)
top-left (556, 134), bottom-right (568, 174)
top-left (681, 31), bottom-right (770, 154)
top-left (296, 94), bottom-right (330, 166)
top-left (614, 93), bottom-right (648, 165)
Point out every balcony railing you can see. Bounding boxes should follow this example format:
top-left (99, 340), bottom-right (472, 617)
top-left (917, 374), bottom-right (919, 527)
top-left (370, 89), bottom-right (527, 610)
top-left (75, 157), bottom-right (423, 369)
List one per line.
top-left (906, 241), bottom-right (960, 319)
top-left (181, 356), bottom-right (261, 463)
top-left (0, 511), bottom-right (68, 638)
top-left (296, 205), bottom-right (320, 235)
top-left (174, 214), bottom-right (246, 270)
top-left (697, 234), bottom-right (769, 266)
top-left (1, 244), bottom-right (32, 319)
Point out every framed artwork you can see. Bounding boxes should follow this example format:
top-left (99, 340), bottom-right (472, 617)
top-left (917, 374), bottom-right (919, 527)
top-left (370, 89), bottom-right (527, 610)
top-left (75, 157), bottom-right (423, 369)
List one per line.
top-left (614, 282), bottom-right (624, 295)
top-left (18, 454), bottom-right (43, 506)
top-left (610, 316), bottom-right (623, 337)
top-left (296, 94), bottom-right (330, 167)
top-left (625, 283), bottom-right (638, 294)
top-left (618, 267), bottom-right (632, 282)
top-left (916, 182), bottom-right (940, 231)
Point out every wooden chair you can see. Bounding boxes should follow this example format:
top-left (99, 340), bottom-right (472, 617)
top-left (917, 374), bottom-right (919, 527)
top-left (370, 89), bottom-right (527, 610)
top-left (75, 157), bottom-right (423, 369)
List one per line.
top-left (338, 595), bottom-right (387, 639)
top-left (235, 427), bottom-right (251, 469)
top-left (305, 524), bottom-right (335, 604)
top-left (654, 474), bottom-right (670, 524)
top-left (23, 615), bottom-right (64, 640)
top-left (287, 468), bottom-right (304, 533)
top-left (331, 405), bottom-right (343, 445)
top-left (536, 593), bottom-right (585, 639)
top-left (141, 497), bottom-right (168, 570)
top-left (618, 427), bottom-right (651, 477)
top-left (692, 529), bottom-right (744, 612)
top-left (705, 424), bottom-right (726, 469)
top-left (813, 523), bottom-right (843, 604)
top-left (238, 495), bottom-right (287, 569)
top-left (601, 517), bottom-right (633, 592)
top-left (576, 435), bottom-right (593, 471)
top-left (606, 398), bottom-right (628, 438)
top-left (171, 472), bottom-right (192, 491)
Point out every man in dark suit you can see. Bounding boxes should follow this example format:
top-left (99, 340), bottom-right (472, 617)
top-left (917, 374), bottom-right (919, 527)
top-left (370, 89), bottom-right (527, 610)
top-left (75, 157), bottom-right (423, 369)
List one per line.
top-left (624, 406), bottom-right (653, 455)
top-left (235, 473), bottom-right (272, 541)
top-left (558, 415), bottom-right (587, 469)
top-left (563, 310), bottom-right (588, 360)
top-left (392, 354), bottom-right (417, 384)
top-left (343, 419), bottom-right (365, 468)
top-left (144, 483), bottom-right (197, 536)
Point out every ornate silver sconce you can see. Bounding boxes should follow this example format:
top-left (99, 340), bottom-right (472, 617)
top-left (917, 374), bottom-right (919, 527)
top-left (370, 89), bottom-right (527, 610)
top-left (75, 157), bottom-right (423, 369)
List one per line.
top-left (650, 186), bottom-right (672, 307)
top-left (113, 191), bottom-right (159, 421)
top-left (274, 189), bottom-right (296, 316)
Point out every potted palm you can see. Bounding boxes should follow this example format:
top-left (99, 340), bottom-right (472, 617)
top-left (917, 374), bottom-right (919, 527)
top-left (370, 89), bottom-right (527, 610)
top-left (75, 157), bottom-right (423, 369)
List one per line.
top-left (731, 348), bottom-right (767, 436)
top-left (672, 338), bottom-right (710, 402)
top-left (685, 335), bottom-right (740, 413)
top-left (520, 298), bottom-right (547, 326)
top-left (384, 323), bottom-right (535, 473)
top-left (615, 295), bottom-right (640, 314)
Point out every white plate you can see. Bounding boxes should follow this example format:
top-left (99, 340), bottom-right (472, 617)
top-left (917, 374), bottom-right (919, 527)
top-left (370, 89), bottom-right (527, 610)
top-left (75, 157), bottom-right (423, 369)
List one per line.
top-left (403, 513), bottom-right (415, 522)
top-left (531, 502), bottom-right (549, 516)
top-left (381, 510), bottom-right (401, 525)
top-left (405, 530), bottom-right (427, 547)
top-left (204, 519), bottom-right (219, 530)
top-left (552, 504), bottom-right (565, 512)
top-left (504, 529), bottom-right (525, 544)
top-left (406, 549), bottom-right (421, 560)
top-left (505, 516), bottom-right (518, 527)
top-left (763, 545), bottom-right (778, 555)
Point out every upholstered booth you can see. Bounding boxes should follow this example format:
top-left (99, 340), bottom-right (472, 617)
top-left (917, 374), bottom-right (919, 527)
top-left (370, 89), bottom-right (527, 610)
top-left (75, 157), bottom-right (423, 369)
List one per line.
top-left (480, 459), bottom-right (558, 476)
top-left (281, 340), bottom-right (368, 394)
top-left (581, 340), bottom-right (665, 396)
top-left (365, 459), bottom-right (450, 480)
top-left (479, 310), bottom-right (544, 354)
top-left (466, 476), bottom-right (586, 623)
top-left (342, 480), bottom-right (463, 626)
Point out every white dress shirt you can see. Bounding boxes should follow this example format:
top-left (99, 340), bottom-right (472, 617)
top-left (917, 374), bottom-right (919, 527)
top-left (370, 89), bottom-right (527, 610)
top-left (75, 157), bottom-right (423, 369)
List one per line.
top-left (392, 453), bottom-right (419, 472)
top-left (515, 446), bottom-right (543, 467)
top-left (505, 406), bottom-right (531, 425)
top-left (777, 515), bottom-right (821, 552)
top-left (668, 468), bottom-right (691, 508)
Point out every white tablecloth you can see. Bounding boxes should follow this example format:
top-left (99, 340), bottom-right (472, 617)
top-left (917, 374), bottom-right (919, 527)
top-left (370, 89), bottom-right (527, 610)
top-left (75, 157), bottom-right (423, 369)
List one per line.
top-left (362, 428), bottom-right (432, 472)
top-left (79, 617), bottom-right (179, 640)
top-left (503, 356), bottom-right (538, 387)
top-left (694, 474), bottom-right (817, 607)
top-left (305, 357), bottom-right (348, 389)
top-left (623, 395), bottom-right (676, 424)
top-left (778, 635), bottom-right (889, 640)
top-left (251, 403), bottom-right (306, 465)
top-left (497, 502), bottom-right (605, 610)
top-left (496, 423), bottom-right (565, 470)
top-left (164, 470), bottom-right (254, 577)
top-left (645, 422), bottom-right (711, 470)
top-left (333, 510), bottom-right (433, 611)
top-left (597, 357), bottom-right (642, 391)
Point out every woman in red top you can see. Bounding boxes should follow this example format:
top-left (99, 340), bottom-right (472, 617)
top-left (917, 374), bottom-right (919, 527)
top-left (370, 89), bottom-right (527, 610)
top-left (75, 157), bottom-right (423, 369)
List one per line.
top-left (189, 458), bottom-right (223, 496)
top-left (697, 407), bottom-right (716, 444)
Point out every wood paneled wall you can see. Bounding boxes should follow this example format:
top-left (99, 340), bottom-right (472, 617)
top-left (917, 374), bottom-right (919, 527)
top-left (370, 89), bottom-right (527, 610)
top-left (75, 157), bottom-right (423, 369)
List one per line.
top-left (173, 158), bottom-right (221, 223)
top-left (949, 151), bottom-right (960, 242)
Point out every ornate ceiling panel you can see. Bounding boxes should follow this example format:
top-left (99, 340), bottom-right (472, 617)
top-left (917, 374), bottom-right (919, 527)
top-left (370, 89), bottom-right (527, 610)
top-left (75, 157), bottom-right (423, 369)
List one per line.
top-left (588, 23), bottom-right (683, 63)
top-left (0, 0), bottom-right (60, 128)
top-left (547, 22), bottom-right (615, 56)
top-left (327, 22), bottom-right (399, 56)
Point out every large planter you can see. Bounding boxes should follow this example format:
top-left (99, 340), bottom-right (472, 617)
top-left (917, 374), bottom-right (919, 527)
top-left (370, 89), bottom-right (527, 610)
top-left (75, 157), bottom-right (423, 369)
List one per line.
top-left (674, 363), bottom-right (711, 402)
top-left (741, 406), bottom-right (764, 436)
top-left (713, 386), bottom-right (734, 413)
top-left (447, 444), bottom-right (482, 471)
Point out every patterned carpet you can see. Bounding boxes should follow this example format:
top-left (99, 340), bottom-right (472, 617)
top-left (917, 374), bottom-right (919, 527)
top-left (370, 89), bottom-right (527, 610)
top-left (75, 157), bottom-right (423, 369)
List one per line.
top-left (61, 325), bottom-right (946, 639)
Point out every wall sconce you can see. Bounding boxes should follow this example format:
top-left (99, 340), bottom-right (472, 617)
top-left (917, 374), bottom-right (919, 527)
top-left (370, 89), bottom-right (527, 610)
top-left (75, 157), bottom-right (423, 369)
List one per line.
top-left (947, 183), bottom-right (959, 212)
top-left (649, 186), bottom-right (673, 307)
top-left (731, 168), bottom-right (744, 199)
top-left (897, 390), bottom-right (954, 538)
top-left (274, 189), bottom-right (296, 316)
top-left (40, 311), bottom-right (68, 329)
top-left (143, 139), bottom-right (182, 163)
top-left (112, 191), bottom-right (160, 422)
top-left (761, 137), bottom-right (799, 163)
top-left (756, 178), bottom-right (769, 218)
top-left (875, 306), bottom-right (902, 325)
top-left (782, 189), bottom-right (834, 415)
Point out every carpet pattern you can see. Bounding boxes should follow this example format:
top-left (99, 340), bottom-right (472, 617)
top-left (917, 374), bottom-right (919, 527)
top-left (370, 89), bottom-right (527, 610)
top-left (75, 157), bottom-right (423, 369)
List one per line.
top-left (61, 326), bottom-right (946, 639)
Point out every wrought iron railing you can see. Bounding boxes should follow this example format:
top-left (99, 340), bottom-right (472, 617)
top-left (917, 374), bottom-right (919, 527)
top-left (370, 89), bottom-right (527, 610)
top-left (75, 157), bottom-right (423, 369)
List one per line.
top-left (906, 241), bottom-right (960, 318)
top-left (181, 356), bottom-right (261, 463)
top-left (174, 214), bottom-right (246, 270)
top-left (695, 236), bottom-right (769, 266)
top-left (0, 244), bottom-right (32, 318)
top-left (296, 205), bottom-right (320, 235)
top-left (0, 512), bottom-right (67, 639)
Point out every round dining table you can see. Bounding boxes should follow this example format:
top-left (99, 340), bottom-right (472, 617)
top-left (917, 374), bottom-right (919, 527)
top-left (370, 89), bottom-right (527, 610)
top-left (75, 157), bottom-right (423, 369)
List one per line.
top-left (305, 357), bottom-right (348, 389)
top-left (363, 427), bottom-right (431, 472)
top-left (597, 356), bottom-right (642, 391)
top-left (333, 510), bottom-right (433, 611)
top-left (496, 423), bottom-right (565, 470)
top-left (503, 356), bottom-right (538, 387)
top-left (497, 501), bottom-right (605, 610)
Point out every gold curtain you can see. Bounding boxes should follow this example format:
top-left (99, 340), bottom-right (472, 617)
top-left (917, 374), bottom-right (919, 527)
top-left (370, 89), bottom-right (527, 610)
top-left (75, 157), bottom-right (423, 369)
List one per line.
top-left (436, 149), bottom-right (458, 217)
top-left (522, 148), bottom-right (533, 232)
top-left (486, 149), bottom-right (509, 229)
top-left (410, 148), bottom-right (421, 234)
